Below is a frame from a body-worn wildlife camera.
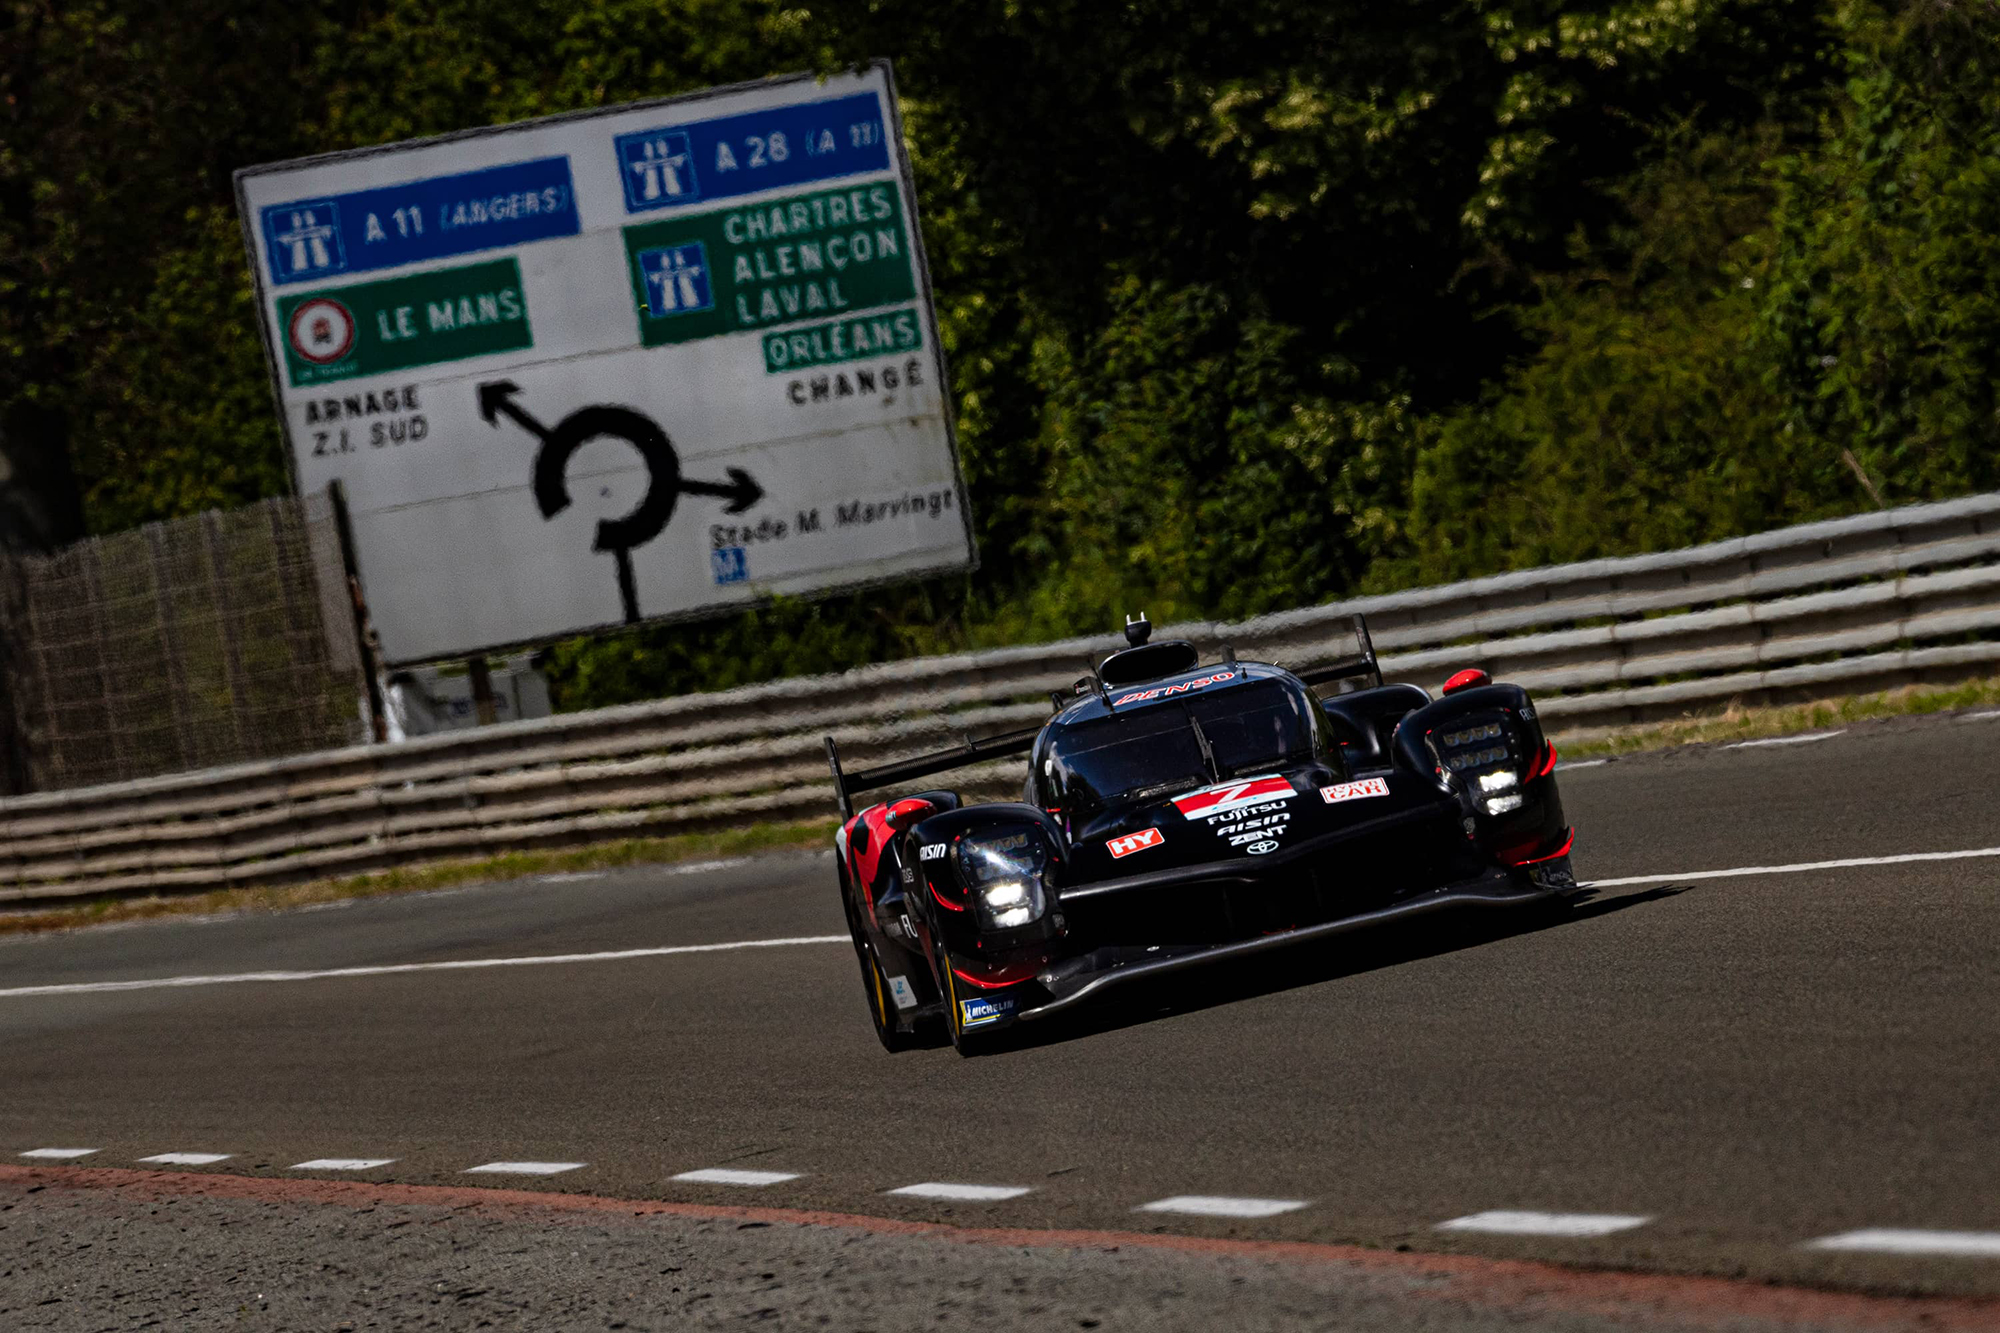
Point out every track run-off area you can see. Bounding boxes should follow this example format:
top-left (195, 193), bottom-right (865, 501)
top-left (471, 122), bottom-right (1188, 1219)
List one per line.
top-left (4, 714), bottom-right (2000, 1328)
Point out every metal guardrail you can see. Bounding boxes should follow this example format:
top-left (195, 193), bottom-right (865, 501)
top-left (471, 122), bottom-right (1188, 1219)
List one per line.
top-left (5, 491), bottom-right (1999, 906)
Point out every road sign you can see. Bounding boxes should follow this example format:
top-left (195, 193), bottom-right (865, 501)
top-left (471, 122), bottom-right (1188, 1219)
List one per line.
top-left (235, 64), bottom-right (974, 665)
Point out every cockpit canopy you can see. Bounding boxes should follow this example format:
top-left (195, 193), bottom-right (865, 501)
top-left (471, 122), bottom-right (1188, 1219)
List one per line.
top-left (1034, 674), bottom-right (1330, 823)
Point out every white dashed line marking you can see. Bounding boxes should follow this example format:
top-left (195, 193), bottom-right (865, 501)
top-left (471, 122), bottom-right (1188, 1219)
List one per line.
top-left (673, 1168), bottom-right (802, 1187)
top-left (463, 1161), bottom-right (587, 1176)
top-left (138, 1152), bottom-right (232, 1166)
top-left (1556, 759), bottom-right (1609, 771)
top-left (1437, 1210), bottom-right (1651, 1237)
top-left (291, 1158), bottom-right (395, 1171)
top-left (1724, 730), bottom-right (1846, 749)
top-left (1963, 710), bottom-right (2000, 721)
top-left (1806, 1229), bottom-right (2000, 1257)
top-left (1137, 1195), bottom-right (1308, 1219)
top-left (1586, 845), bottom-right (2000, 889)
top-left (0, 935), bottom-right (850, 1000)
top-left (19, 1148), bottom-right (97, 1160)
top-left (886, 1182), bottom-right (1032, 1201)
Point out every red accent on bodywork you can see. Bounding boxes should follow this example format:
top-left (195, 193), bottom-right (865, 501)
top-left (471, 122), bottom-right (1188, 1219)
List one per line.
top-left (886, 797), bottom-right (934, 830)
top-left (951, 961), bottom-right (1041, 988)
top-left (844, 804), bottom-right (898, 909)
top-left (1527, 741), bottom-right (1558, 781)
top-left (930, 880), bottom-right (968, 912)
top-left (1443, 668), bottom-right (1490, 694)
top-left (1504, 828), bottom-right (1576, 866)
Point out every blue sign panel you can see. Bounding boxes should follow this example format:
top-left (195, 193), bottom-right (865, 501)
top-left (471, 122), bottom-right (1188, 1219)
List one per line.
top-left (711, 546), bottom-right (749, 585)
top-left (614, 92), bottom-right (889, 215)
top-left (637, 243), bottom-right (715, 318)
top-left (260, 157), bottom-right (578, 286)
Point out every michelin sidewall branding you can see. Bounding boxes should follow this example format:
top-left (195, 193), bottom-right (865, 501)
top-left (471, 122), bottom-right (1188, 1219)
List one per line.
top-left (237, 64), bottom-right (972, 665)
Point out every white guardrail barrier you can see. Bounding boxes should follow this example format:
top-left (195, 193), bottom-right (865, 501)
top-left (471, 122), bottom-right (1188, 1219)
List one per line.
top-left (6, 491), bottom-right (2000, 905)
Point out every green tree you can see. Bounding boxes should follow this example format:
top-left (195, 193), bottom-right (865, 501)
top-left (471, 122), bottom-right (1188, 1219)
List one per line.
top-left (1763, 0), bottom-right (2000, 509)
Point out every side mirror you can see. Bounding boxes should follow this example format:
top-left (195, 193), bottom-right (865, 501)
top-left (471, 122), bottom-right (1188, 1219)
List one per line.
top-left (885, 797), bottom-right (934, 831)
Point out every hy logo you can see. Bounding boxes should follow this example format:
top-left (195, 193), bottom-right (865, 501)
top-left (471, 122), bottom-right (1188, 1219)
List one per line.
top-left (267, 201), bottom-right (347, 280)
top-left (638, 243), bottom-right (713, 317)
top-left (617, 129), bottom-right (698, 211)
top-left (1106, 828), bottom-right (1165, 860)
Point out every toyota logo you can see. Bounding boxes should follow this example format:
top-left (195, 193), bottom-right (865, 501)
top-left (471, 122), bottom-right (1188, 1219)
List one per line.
top-left (1246, 840), bottom-right (1281, 855)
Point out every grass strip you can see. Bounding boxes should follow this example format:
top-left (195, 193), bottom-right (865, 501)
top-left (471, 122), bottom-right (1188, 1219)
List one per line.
top-left (1554, 674), bottom-right (2000, 757)
top-left (0, 817), bottom-right (840, 939)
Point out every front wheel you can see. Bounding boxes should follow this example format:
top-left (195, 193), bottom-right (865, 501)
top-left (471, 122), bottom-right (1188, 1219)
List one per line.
top-left (940, 958), bottom-right (1013, 1058)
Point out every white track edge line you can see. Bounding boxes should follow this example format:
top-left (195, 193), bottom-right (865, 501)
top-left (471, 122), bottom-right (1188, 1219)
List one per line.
top-left (1724, 730), bottom-right (1846, 748)
top-left (886, 1182), bottom-right (1033, 1201)
top-left (0, 935), bottom-right (850, 999)
top-left (1135, 1195), bottom-right (1310, 1218)
top-left (1805, 1228), bottom-right (2000, 1256)
top-left (1585, 845), bottom-right (2000, 889)
top-left (1436, 1210), bottom-right (1652, 1237)
top-left (17, 849), bottom-right (2000, 1001)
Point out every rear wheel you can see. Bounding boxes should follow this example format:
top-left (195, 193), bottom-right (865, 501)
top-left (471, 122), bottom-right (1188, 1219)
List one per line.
top-left (857, 936), bottom-right (916, 1053)
top-left (840, 862), bottom-right (914, 1054)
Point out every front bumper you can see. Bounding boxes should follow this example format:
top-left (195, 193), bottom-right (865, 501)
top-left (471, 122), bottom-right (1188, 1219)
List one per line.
top-left (1016, 866), bottom-right (1562, 1021)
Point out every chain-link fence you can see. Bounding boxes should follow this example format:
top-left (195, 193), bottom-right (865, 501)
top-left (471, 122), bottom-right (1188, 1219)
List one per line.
top-left (0, 493), bottom-right (366, 793)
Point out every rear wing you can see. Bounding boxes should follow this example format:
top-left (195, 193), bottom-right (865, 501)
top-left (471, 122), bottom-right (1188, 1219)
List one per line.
top-left (826, 726), bottom-right (1041, 822)
top-left (822, 614), bottom-right (1380, 820)
top-left (1290, 614), bottom-right (1382, 693)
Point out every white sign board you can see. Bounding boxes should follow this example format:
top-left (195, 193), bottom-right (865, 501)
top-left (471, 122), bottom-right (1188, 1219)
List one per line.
top-left (236, 64), bottom-right (973, 664)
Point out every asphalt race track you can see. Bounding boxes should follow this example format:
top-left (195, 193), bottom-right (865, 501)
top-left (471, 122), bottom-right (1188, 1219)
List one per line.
top-left (4, 714), bottom-right (2000, 1329)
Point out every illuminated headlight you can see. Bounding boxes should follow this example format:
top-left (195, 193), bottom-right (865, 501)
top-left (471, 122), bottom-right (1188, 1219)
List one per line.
top-left (1478, 770), bottom-right (1518, 793)
top-left (957, 830), bottom-right (1051, 932)
top-left (1482, 793), bottom-right (1525, 814)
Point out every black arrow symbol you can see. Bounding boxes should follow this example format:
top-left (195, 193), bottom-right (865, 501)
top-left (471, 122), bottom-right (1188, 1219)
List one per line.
top-left (477, 380), bottom-right (543, 439)
top-left (678, 467), bottom-right (764, 515)
top-left (478, 380), bottom-right (764, 624)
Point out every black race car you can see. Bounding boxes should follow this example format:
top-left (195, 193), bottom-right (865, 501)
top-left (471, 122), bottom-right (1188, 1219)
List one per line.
top-left (825, 614), bottom-right (1577, 1054)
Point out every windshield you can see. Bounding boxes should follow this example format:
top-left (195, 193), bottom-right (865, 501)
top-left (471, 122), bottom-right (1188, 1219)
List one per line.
top-left (1047, 679), bottom-right (1322, 817)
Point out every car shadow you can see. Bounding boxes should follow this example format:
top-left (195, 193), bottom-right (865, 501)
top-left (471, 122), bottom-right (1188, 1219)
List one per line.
top-left (966, 883), bottom-right (1690, 1056)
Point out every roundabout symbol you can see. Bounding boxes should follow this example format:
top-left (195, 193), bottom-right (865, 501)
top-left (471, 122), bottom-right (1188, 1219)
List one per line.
top-left (478, 380), bottom-right (763, 623)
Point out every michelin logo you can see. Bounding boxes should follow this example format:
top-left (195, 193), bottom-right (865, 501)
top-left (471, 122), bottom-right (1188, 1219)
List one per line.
top-left (959, 995), bottom-right (1016, 1029)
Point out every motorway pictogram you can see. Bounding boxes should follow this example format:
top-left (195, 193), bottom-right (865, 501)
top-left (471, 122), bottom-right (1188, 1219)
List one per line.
top-left (478, 380), bottom-right (763, 623)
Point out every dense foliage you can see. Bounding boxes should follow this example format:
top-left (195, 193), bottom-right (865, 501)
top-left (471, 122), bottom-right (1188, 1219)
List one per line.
top-left (3, 0), bottom-right (1994, 705)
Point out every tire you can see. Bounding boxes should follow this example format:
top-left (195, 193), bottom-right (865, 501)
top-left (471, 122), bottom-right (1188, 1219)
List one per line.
top-left (857, 935), bottom-right (916, 1053)
top-left (840, 859), bottom-right (914, 1054)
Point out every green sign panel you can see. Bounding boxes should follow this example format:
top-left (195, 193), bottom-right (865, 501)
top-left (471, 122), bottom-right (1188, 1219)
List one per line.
top-left (761, 307), bottom-right (923, 373)
top-left (278, 258), bottom-right (532, 387)
top-left (624, 182), bottom-right (918, 349)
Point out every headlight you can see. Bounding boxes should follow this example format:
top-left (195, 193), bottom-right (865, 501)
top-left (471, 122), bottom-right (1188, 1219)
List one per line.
top-left (1478, 770), bottom-right (1518, 793)
top-left (956, 829), bottom-right (1050, 932)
